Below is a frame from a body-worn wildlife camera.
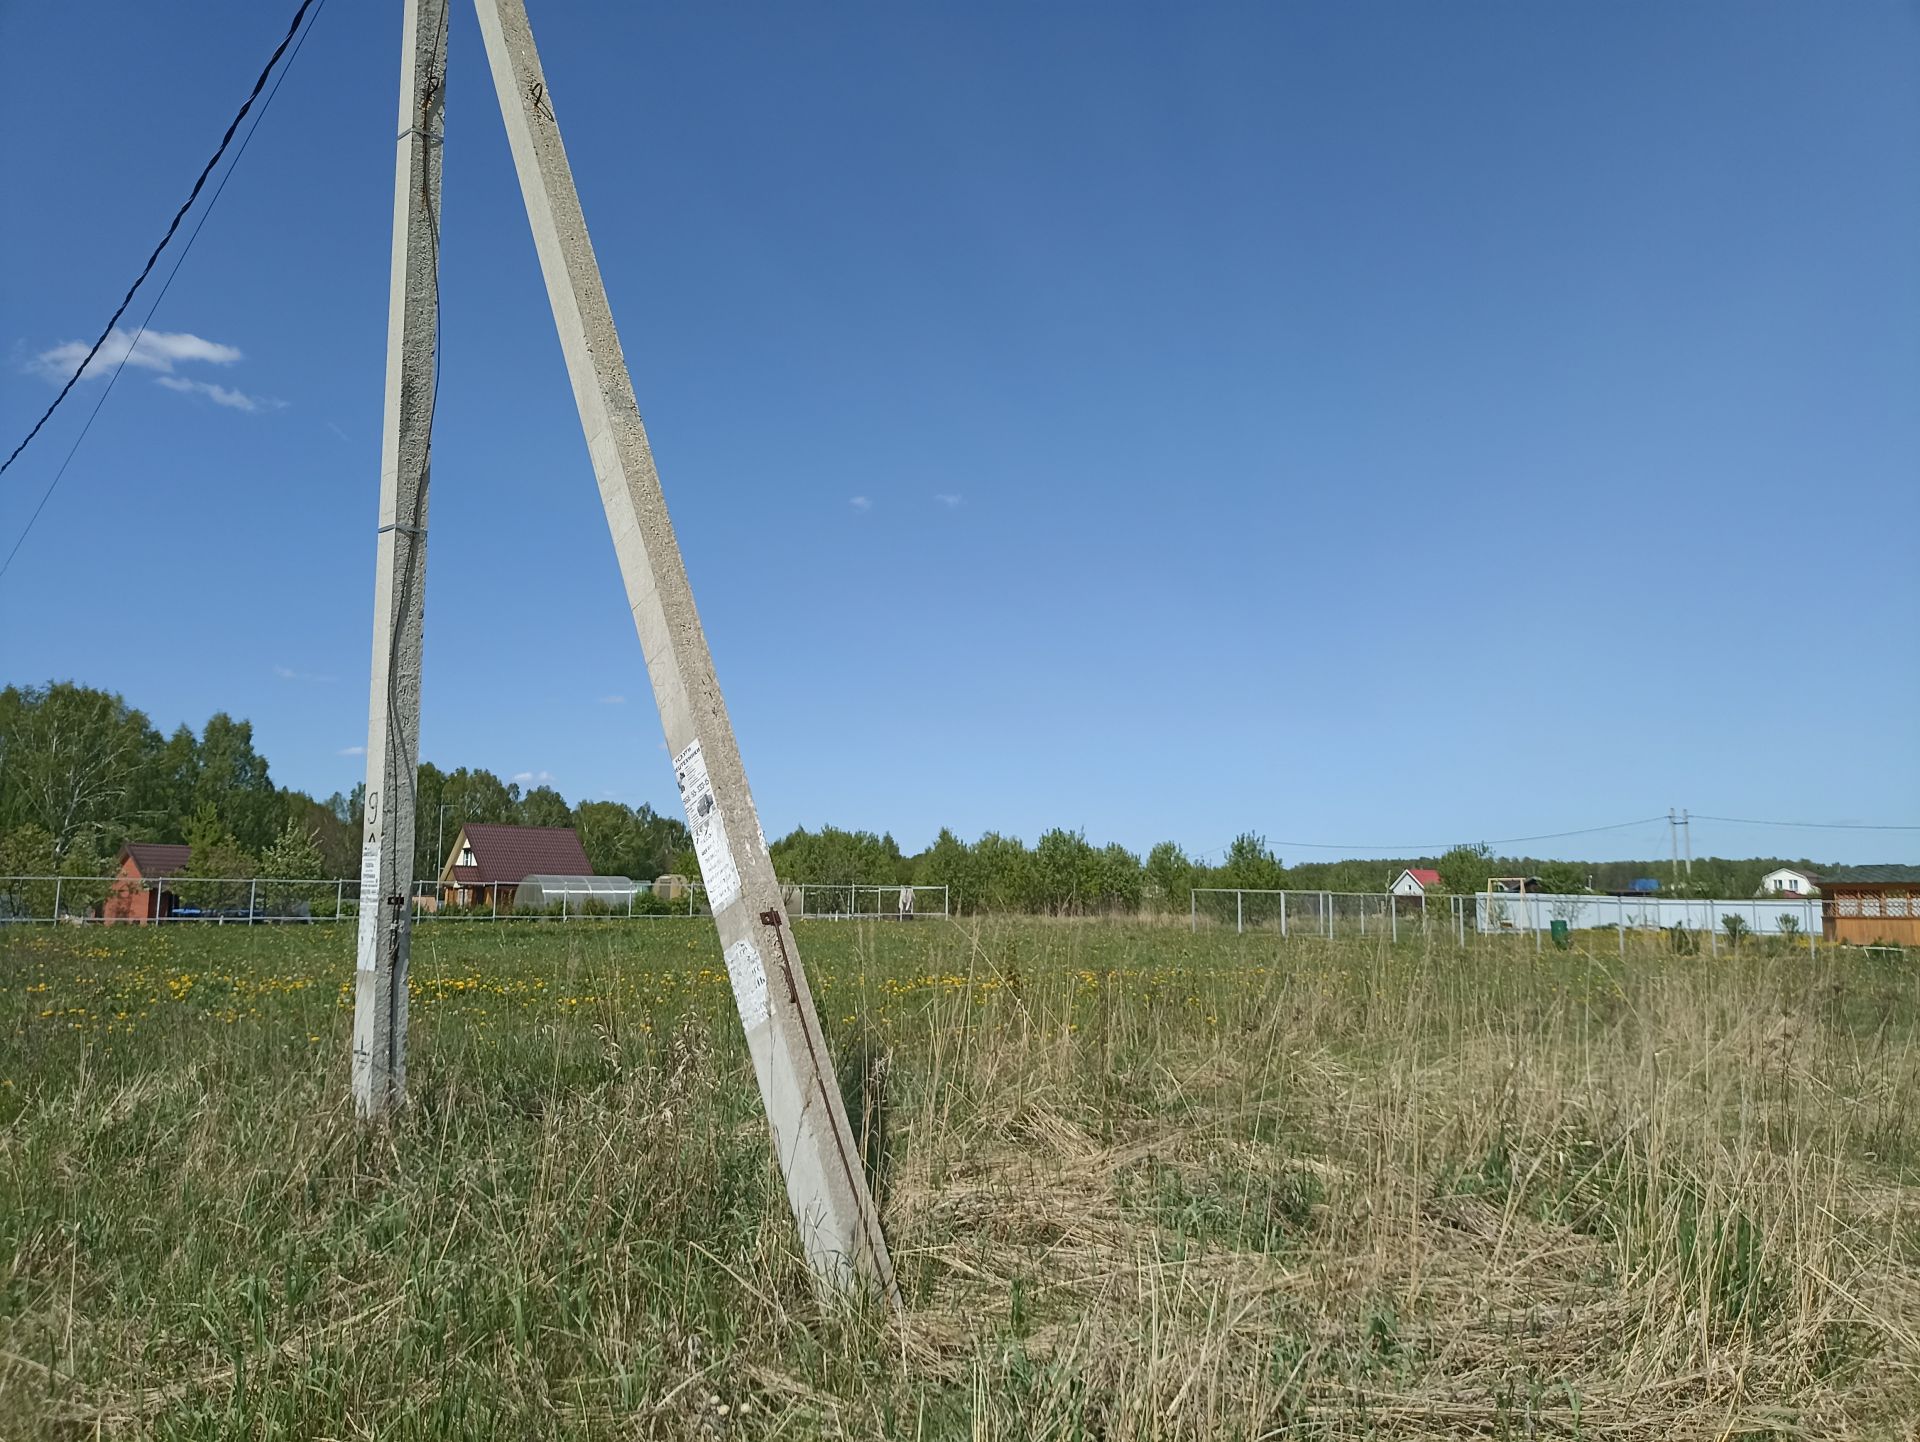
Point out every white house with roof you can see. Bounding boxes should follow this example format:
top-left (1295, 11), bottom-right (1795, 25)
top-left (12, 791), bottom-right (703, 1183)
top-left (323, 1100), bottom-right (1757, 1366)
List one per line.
top-left (1390, 867), bottom-right (1441, 898)
top-left (1760, 866), bottom-right (1818, 897)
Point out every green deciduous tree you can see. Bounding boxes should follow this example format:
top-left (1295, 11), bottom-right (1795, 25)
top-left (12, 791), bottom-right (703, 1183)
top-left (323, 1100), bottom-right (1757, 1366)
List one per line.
top-left (0, 682), bottom-right (160, 855)
top-left (1436, 843), bottom-right (1495, 896)
top-left (518, 785), bottom-right (573, 830)
top-left (1215, 833), bottom-right (1285, 892)
top-left (179, 805), bottom-right (257, 912)
top-left (1144, 841), bottom-right (1196, 914)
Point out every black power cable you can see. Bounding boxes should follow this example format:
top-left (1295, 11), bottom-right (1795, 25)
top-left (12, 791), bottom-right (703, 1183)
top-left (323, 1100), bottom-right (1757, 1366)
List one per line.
top-left (0, 0), bottom-right (319, 480)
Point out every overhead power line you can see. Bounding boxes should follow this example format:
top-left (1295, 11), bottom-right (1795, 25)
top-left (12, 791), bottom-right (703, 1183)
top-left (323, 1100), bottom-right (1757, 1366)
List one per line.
top-left (0, 0), bottom-right (320, 481)
top-left (0, 0), bottom-right (327, 586)
top-left (1691, 815), bottom-right (1920, 833)
top-left (1194, 815), bottom-right (1670, 859)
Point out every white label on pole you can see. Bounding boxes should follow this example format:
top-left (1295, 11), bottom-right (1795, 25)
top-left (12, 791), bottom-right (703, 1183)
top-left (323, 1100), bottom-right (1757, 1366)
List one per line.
top-left (674, 737), bottom-right (741, 912)
top-left (356, 842), bottom-right (382, 970)
top-left (723, 938), bottom-right (770, 1030)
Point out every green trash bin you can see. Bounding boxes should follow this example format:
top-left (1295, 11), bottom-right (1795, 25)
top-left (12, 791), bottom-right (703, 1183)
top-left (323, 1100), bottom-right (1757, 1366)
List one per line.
top-left (1550, 920), bottom-right (1571, 949)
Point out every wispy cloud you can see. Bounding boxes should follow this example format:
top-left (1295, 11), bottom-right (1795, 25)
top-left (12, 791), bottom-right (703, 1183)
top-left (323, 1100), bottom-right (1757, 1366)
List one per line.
top-left (512, 770), bottom-right (557, 786)
top-left (30, 325), bottom-right (282, 414)
top-left (338, 745), bottom-right (366, 757)
top-left (849, 495), bottom-right (872, 512)
top-left (155, 375), bottom-right (280, 412)
top-left (32, 326), bottom-right (242, 382)
top-left (598, 695), bottom-right (626, 705)
top-left (935, 492), bottom-right (963, 508)
top-left (274, 664), bottom-right (334, 683)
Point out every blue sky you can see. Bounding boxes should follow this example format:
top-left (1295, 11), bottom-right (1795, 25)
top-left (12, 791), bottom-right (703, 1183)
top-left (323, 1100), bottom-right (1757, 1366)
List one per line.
top-left (2, 1), bottom-right (1915, 865)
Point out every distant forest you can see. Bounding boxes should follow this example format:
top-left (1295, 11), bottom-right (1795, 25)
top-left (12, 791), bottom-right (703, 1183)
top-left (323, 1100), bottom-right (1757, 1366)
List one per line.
top-left (2, 682), bottom-right (1833, 912)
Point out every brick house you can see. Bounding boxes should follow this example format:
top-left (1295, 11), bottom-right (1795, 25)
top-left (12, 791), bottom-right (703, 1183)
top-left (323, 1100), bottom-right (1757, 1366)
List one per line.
top-left (436, 823), bottom-right (593, 910)
top-left (102, 842), bottom-right (192, 924)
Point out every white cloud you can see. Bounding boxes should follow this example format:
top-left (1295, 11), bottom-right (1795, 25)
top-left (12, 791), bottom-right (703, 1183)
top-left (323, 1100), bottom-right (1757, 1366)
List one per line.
top-left (512, 770), bottom-right (557, 786)
top-left (33, 325), bottom-right (242, 382)
top-left (849, 495), bottom-right (872, 512)
top-left (274, 664), bottom-right (333, 683)
top-left (935, 492), bottom-right (963, 508)
top-left (155, 375), bottom-right (278, 412)
top-left (338, 745), bottom-right (366, 757)
top-left (598, 695), bottom-right (626, 705)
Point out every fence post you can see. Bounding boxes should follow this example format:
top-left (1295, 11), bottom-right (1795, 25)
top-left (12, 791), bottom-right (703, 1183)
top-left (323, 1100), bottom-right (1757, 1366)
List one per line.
top-left (1189, 889), bottom-right (1196, 933)
top-left (1390, 895), bottom-right (1397, 944)
top-left (1324, 892), bottom-right (1332, 940)
top-left (52, 877), bottom-right (62, 925)
top-left (1808, 898), bottom-right (1817, 958)
top-left (1359, 900), bottom-right (1366, 938)
top-left (1280, 891), bottom-right (1287, 939)
top-left (1236, 890), bottom-right (1243, 936)
top-left (247, 878), bottom-right (258, 925)
top-left (1618, 895), bottom-right (1625, 957)
top-left (492, 887), bottom-right (498, 922)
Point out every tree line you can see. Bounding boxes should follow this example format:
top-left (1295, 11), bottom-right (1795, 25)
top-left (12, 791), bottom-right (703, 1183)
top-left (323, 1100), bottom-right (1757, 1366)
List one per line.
top-left (1, 682), bottom-right (1832, 913)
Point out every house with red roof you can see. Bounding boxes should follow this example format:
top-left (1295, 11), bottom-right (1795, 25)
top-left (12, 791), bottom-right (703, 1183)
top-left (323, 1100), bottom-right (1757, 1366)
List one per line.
top-left (103, 842), bottom-right (194, 924)
top-left (436, 822), bottom-right (593, 910)
top-left (1389, 867), bottom-right (1441, 899)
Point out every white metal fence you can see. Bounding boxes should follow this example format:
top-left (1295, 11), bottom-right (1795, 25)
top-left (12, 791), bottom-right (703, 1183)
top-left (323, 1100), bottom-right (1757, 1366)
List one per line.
top-left (0, 875), bottom-right (946, 925)
top-left (1192, 887), bottom-right (1830, 954)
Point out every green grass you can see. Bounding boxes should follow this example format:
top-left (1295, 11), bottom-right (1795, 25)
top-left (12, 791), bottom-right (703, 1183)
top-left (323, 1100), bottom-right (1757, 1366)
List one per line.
top-left (2, 918), bottom-right (1918, 1438)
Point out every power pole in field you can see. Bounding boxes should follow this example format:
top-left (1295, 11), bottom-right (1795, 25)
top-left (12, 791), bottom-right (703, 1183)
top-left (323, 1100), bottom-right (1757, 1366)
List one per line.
top-left (1681, 808), bottom-right (1693, 880)
top-left (345, 0), bottom-right (896, 1303)
top-left (1669, 808), bottom-right (1681, 889)
top-left (353, 0), bottom-right (446, 1119)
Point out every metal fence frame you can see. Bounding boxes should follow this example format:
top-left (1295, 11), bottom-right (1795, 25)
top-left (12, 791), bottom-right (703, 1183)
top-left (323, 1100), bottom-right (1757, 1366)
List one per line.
top-left (1191, 886), bottom-right (1827, 956)
top-left (0, 875), bottom-right (947, 926)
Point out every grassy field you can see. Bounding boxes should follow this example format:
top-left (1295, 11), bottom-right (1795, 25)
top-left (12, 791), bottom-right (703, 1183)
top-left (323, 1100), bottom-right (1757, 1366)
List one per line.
top-left (2, 917), bottom-right (1918, 1439)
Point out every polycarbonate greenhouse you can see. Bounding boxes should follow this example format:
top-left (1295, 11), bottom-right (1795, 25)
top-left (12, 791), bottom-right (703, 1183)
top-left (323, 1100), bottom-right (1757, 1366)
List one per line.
top-left (512, 875), bottom-right (642, 911)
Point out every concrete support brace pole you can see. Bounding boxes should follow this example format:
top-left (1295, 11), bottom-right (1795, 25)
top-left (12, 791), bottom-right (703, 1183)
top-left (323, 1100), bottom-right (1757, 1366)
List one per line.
top-left (353, 0), bottom-right (446, 1120)
top-left (471, 0), bottom-right (897, 1306)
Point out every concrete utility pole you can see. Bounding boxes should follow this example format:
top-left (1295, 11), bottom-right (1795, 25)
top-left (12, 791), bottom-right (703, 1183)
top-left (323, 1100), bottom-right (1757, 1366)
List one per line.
top-left (352, 0), bottom-right (447, 1119)
top-left (1681, 808), bottom-right (1693, 879)
top-left (471, 0), bottom-right (898, 1305)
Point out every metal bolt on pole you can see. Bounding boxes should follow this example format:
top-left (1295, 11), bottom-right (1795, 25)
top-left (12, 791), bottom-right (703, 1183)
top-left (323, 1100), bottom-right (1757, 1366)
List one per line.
top-left (472, 0), bottom-right (897, 1305)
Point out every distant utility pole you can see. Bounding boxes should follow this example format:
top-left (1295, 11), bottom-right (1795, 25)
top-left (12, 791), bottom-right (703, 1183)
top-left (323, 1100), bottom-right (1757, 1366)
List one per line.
top-left (1681, 808), bottom-right (1693, 879)
top-left (352, 0), bottom-right (446, 1119)
top-left (423, 0), bottom-right (896, 1303)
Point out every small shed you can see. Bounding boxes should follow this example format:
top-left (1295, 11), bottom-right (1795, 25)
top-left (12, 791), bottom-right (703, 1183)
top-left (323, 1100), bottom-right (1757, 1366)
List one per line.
top-left (1816, 866), bottom-right (1920, 947)
top-left (103, 842), bottom-right (193, 924)
top-left (1390, 868), bottom-right (1441, 898)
